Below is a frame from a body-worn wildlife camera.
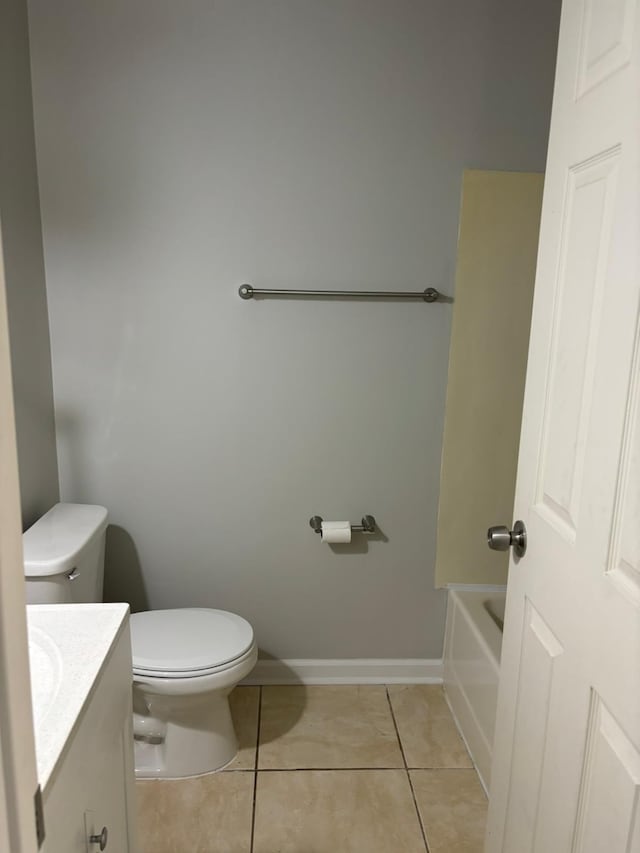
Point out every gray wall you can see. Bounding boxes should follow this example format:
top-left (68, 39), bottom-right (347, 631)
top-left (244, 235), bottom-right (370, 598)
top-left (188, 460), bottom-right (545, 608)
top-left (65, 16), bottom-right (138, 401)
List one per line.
top-left (28, 0), bottom-right (560, 659)
top-left (0, 0), bottom-right (58, 529)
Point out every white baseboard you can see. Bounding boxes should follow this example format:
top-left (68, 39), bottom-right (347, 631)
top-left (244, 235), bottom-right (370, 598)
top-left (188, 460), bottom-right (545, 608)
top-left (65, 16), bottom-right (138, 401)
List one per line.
top-left (241, 658), bottom-right (443, 686)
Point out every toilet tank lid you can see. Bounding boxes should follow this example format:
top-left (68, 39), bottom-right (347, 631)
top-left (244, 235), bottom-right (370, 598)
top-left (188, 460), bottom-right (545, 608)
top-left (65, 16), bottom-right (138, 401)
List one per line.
top-left (23, 503), bottom-right (108, 577)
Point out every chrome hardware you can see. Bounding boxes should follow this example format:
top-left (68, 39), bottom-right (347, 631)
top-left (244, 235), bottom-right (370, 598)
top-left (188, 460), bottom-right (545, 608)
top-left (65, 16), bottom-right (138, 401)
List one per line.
top-left (487, 526), bottom-right (512, 550)
top-left (89, 826), bottom-right (108, 851)
top-left (310, 515), bottom-right (376, 534)
top-left (34, 785), bottom-right (45, 847)
top-left (487, 520), bottom-right (527, 558)
top-left (239, 284), bottom-right (442, 302)
top-left (66, 567), bottom-right (80, 581)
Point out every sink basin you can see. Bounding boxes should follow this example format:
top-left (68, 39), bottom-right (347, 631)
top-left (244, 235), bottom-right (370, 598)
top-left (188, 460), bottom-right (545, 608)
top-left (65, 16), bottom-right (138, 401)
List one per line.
top-left (28, 624), bottom-right (63, 730)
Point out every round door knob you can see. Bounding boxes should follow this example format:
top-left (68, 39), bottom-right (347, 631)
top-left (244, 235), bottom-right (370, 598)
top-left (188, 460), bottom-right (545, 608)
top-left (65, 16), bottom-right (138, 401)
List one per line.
top-left (487, 525), bottom-right (512, 551)
top-left (89, 826), bottom-right (108, 851)
top-left (487, 520), bottom-right (527, 558)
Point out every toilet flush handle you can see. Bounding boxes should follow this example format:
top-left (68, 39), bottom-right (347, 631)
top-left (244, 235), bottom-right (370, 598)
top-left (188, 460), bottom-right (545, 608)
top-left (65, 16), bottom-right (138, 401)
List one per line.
top-left (67, 567), bottom-right (80, 581)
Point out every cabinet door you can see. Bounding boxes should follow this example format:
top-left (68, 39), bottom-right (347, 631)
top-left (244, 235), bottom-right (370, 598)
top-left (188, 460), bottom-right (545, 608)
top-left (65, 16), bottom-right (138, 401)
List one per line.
top-left (42, 630), bottom-right (136, 852)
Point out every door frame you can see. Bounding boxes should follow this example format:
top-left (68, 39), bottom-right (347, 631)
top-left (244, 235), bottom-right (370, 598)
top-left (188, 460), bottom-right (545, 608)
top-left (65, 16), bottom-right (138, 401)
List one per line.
top-left (0, 216), bottom-right (40, 853)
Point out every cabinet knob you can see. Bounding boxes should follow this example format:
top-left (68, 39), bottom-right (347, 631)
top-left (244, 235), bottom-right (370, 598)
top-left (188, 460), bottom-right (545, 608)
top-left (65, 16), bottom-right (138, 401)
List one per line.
top-left (89, 826), bottom-right (108, 851)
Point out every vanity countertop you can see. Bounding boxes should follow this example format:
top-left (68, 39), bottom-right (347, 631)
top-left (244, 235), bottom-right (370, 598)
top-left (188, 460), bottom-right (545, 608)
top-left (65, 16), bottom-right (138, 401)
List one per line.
top-left (27, 603), bottom-right (129, 789)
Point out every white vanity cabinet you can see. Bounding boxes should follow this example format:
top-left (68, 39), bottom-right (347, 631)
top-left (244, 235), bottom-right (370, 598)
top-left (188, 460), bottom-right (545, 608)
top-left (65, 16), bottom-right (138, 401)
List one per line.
top-left (28, 605), bottom-right (137, 853)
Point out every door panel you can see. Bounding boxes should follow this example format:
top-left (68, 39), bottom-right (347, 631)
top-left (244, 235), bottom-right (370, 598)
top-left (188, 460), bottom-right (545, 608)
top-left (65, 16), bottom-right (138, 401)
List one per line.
top-left (502, 601), bottom-right (564, 852)
top-left (572, 694), bottom-right (640, 852)
top-left (607, 336), bottom-right (640, 603)
top-left (535, 147), bottom-right (619, 539)
top-left (576, 0), bottom-right (637, 97)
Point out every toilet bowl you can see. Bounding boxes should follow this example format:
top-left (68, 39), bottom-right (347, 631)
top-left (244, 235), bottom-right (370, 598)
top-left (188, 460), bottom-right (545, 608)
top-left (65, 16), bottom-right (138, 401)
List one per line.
top-left (130, 608), bottom-right (258, 777)
top-left (22, 503), bottom-right (257, 778)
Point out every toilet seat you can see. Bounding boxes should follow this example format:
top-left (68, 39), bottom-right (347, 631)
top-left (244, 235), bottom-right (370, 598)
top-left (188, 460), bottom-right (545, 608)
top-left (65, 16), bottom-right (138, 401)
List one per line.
top-left (130, 608), bottom-right (254, 678)
top-left (133, 643), bottom-right (257, 680)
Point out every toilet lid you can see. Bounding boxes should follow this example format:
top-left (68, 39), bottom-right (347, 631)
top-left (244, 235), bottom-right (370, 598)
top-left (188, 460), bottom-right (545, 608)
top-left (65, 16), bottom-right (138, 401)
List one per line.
top-left (130, 608), bottom-right (254, 674)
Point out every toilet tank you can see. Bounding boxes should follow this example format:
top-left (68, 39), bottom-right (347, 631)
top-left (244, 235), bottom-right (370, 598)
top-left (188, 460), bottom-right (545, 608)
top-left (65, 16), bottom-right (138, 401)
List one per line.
top-left (23, 503), bottom-right (108, 605)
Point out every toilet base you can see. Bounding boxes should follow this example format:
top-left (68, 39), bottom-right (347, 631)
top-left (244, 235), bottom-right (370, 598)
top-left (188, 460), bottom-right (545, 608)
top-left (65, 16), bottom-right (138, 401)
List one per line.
top-left (133, 689), bottom-right (238, 778)
top-left (132, 643), bottom-right (257, 778)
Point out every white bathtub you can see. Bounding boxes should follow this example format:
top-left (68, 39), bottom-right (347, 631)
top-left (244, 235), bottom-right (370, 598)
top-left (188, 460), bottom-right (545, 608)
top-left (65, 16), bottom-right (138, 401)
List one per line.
top-left (443, 586), bottom-right (506, 793)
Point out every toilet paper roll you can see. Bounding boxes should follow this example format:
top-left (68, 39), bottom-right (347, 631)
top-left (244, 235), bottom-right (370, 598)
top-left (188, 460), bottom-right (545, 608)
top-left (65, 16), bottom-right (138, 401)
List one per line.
top-left (320, 521), bottom-right (352, 544)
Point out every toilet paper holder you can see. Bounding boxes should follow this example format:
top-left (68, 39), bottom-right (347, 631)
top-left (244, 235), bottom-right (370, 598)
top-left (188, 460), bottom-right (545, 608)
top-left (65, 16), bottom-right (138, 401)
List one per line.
top-left (309, 515), bottom-right (376, 535)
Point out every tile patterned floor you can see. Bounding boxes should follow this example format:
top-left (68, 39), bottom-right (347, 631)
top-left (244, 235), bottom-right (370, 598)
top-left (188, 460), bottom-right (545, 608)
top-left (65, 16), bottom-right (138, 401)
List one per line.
top-left (136, 685), bottom-right (488, 853)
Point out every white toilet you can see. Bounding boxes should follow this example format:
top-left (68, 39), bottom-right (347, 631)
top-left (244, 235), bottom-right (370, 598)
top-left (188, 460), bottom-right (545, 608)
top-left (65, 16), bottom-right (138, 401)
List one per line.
top-left (23, 502), bottom-right (258, 778)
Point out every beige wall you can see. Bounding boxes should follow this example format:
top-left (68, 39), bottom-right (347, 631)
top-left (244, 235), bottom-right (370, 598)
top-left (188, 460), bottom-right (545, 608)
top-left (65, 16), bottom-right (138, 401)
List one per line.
top-left (435, 170), bottom-right (544, 587)
top-left (0, 0), bottom-right (59, 528)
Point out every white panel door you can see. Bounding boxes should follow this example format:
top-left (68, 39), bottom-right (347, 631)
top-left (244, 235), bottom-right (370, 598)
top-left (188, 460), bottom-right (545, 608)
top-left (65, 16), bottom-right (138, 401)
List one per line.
top-left (486, 0), bottom-right (640, 850)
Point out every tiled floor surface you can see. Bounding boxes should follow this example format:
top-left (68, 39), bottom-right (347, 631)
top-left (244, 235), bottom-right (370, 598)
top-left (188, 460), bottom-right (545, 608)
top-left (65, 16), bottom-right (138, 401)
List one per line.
top-left (136, 685), bottom-right (487, 852)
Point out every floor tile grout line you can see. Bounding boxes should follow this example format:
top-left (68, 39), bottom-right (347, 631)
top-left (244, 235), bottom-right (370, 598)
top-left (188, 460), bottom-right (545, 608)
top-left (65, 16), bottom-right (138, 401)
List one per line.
top-left (141, 765), bottom-right (476, 776)
top-left (230, 766), bottom-right (408, 772)
top-left (249, 685), bottom-right (263, 853)
top-left (384, 687), bottom-right (408, 767)
top-left (385, 687), bottom-right (431, 853)
top-left (406, 769), bottom-right (431, 853)
top-left (255, 685), bottom-right (262, 772)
